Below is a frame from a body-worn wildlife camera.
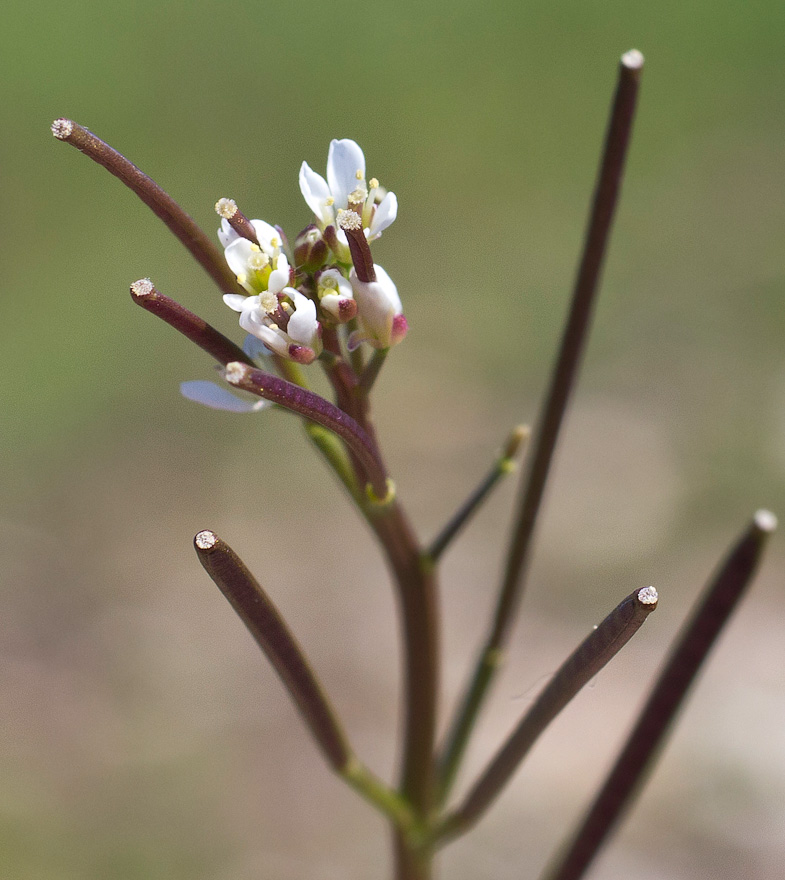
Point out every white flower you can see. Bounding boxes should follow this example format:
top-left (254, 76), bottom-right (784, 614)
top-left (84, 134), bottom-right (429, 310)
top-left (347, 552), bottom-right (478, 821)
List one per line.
top-left (316, 267), bottom-right (356, 322)
top-left (223, 288), bottom-right (322, 365)
top-left (299, 139), bottom-right (397, 248)
top-left (348, 264), bottom-right (408, 351)
top-left (218, 217), bottom-right (291, 296)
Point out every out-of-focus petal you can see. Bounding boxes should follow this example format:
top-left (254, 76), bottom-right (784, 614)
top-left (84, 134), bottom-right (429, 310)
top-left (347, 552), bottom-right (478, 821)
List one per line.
top-left (243, 334), bottom-right (272, 360)
top-left (217, 218), bottom-right (238, 248)
top-left (180, 381), bottom-right (268, 413)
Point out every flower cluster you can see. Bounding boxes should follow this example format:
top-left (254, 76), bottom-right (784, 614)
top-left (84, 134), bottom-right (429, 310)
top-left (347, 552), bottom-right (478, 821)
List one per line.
top-left (183, 140), bottom-right (405, 412)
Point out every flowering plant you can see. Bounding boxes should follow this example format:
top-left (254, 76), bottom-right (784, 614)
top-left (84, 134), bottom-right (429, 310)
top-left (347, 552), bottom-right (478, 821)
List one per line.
top-left (52, 49), bottom-right (775, 880)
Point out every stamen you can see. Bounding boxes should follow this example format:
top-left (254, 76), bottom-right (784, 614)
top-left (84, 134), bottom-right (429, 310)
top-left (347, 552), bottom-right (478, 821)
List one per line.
top-left (368, 178), bottom-right (379, 189)
top-left (326, 196), bottom-right (335, 207)
top-left (355, 169), bottom-right (363, 180)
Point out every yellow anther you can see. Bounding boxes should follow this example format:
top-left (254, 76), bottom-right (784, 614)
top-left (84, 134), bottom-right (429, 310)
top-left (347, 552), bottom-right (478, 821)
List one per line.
top-left (355, 169), bottom-right (363, 180)
top-left (369, 178), bottom-right (379, 189)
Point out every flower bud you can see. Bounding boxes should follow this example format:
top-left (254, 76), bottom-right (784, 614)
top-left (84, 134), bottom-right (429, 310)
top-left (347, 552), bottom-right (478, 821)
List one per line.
top-left (294, 224), bottom-right (329, 272)
top-left (348, 264), bottom-right (406, 350)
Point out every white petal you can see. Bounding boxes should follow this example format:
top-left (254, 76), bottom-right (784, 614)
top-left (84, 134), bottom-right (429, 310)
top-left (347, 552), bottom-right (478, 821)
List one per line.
top-left (250, 219), bottom-right (281, 251)
top-left (319, 293), bottom-right (343, 320)
top-left (349, 264), bottom-right (401, 348)
top-left (370, 263), bottom-right (403, 312)
top-left (224, 238), bottom-right (254, 281)
top-left (267, 253), bottom-right (290, 294)
top-left (223, 293), bottom-right (252, 312)
top-left (327, 139), bottom-right (366, 209)
top-left (238, 307), bottom-right (265, 337)
top-left (299, 161), bottom-right (333, 224)
top-left (180, 381), bottom-right (268, 413)
top-left (257, 325), bottom-right (288, 357)
top-left (368, 191), bottom-right (398, 239)
top-left (287, 291), bottom-right (319, 345)
top-left (243, 334), bottom-right (272, 360)
top-left (217, 218), bottom-right (238, 248)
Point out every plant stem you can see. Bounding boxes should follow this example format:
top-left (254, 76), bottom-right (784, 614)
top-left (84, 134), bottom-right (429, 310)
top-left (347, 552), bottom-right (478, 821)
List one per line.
top-left (438, 50), bottom-right (644, 803)
top-left (51, 118), bottom-right (244, 296)
top-left (194, 529), bottom-right (352, 770)
top-left (368, 502), bottom-right (440, 818)
top-left (541, 511), bottom-right (776, 880)
top-left (359, 348), bottom-right (389, 394)
top-left (225, 362), bottom-right (391, 499)
top-left (194, 529), bottom-right (414, 829)
top-left (303, 423), bottom-right (362, 502)
top-left (130, 279), bottom-right (253, 366)
top-left (425, 425), bottom-right (529, 564)
top-left (438, 585), bottom-right (658, 842)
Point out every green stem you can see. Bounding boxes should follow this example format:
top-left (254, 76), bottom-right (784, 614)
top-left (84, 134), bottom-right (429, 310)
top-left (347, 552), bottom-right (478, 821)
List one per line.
top-left (359, 348), bottom-right (389, 393)
top-left (343, 759), bottom-right (416, 831)
top-left (303, 422), bottom-right (362, 503)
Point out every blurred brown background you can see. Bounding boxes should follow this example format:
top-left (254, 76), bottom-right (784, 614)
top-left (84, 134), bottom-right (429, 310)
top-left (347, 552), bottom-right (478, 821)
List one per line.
top-left (2, 1), bottom-right (784, 878)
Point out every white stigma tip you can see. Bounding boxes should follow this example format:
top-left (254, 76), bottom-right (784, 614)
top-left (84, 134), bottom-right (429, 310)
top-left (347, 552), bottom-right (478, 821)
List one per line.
top-left (224, 361), bottom-right (249, 384)
top-left (51, 118), bottom-right (73, 139)
top-left (195, 530), bottom-right (217, 550)
top-left (131, 278), bottom-right (154, 297)
top-left (260, 292), bottom-right (278, 313)
top-left (621, 49), bottom-right (644, 69)
top-left (337, 209), bottom-right (362, 231)
top-left (637, 586), bottom-right (658, 606)
top-left (754, 509), bottom-right (777, 532)
top-left (215, 198), bottom-right (238, 219)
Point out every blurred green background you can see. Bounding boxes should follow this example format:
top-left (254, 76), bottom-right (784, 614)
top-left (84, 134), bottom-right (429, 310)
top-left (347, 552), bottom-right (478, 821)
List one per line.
top-left (3, 1), bottom-right (784, 878)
